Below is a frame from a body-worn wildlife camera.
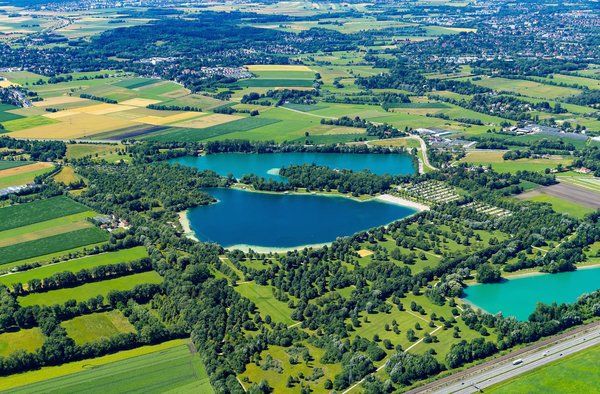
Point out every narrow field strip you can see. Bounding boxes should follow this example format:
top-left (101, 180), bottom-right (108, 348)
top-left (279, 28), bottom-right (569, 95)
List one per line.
top-left (18, 270), bottom-right (163, 306)
top-left (0, 196), bottom-right (90, 232)
top-left (0, 211), bottom-right (95, 247)
top-left (0, 339), bottom-right (187, 391)
top-left (0, 227), bottom-right (109, 265)
top-left (0, 246), bottom-right (148, 288)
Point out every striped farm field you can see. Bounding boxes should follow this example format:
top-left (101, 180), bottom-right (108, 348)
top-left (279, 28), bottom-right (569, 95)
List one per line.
top-left (0, 246), bottom-right (148, 288)
top-left (0, 210), bottom-right (95, 248)
top-left (0, 339), bottom-right (191, 391)
top-left (557, 176), bottom-right (600, 193)
top-left (0, 160), bottom-right (32, 170)
top-left (0, 226), bottom-right (109, 265)
top-left (10, 342), bottom-right (213, 393)
top-left (0, 162), bottom-right (54, 189)
top-left (62, 310), bottom-right (136, 345)
top-left (18, 270), bottom-right (163, 306)
top-left (0, 196), bottom-right (90, 232)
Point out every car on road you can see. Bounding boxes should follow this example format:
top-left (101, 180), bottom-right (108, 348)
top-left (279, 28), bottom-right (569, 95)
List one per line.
top-left (512, 359), bottom-right (523, 365)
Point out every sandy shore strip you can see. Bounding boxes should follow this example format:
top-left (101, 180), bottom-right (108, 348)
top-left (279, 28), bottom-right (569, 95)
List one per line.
top-left (375, 194), bottom-right (430, 211)
top-left (178, 211), bottom-right (199, 242)
top-left (226, 243), bottom-right (330, 254)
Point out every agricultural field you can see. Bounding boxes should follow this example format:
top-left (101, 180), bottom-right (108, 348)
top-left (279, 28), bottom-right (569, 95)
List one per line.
top-left (18, 270), bottom-right (163, 306)
top-left (465, 76), bottom-right (581, 99)
top-left (459, 150), bottom-right (572, 174)
top-left (0, 339), bottom-right (210, 392)
top-left (520, 193), bottom-right (595, 219)
top-left (0, 162), bottom-right (54, 189)
top-left (0, 246), bottom-right (148, 287)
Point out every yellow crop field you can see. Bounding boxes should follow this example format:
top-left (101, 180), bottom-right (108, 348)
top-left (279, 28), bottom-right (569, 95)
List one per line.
top-left (171, 113), bottom-right (242, 128)
top-left (70, 103), bottom-right (137, 115)
top-left (33, 96), bottom-right (88, 107)
top-left (0, 162), bottom-right (52, 178)
top-left (53, 166), bottom-right (82, 185)
top-left (10, 113), bottom-right (137, 139)
top-left (120, 98), bottom-right (162, 107)
top-left (136, 112), bottom-right (202, 125)
top-left (246, 64), bottom-right (313, 71)
top-left (0, 79), bottom-right (15, 87)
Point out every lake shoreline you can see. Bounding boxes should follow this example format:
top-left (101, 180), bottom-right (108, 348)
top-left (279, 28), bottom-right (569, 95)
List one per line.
top-left (225, 243), bottom-right (330, 254)
top-left (178, 211), bottom-right (199, 242)
top-left (375, 193), bottom-right (430, 211)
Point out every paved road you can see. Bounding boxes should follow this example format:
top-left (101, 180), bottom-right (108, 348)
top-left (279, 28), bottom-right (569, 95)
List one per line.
top-left (410, 322), bottom-right (600, 394)
top-left (408, 134), bottom-right (436, 171)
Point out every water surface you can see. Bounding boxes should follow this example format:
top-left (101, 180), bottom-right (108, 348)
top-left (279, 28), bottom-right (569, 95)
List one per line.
top-left (463, 267), bottom-right (600, 320)
top-left (170, 152), bottom-right (415, 180)
top-left (188, 188), bottom-right (416, 249)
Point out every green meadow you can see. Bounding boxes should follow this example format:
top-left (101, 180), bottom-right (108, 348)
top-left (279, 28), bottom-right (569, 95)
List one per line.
top-left (3, 340), bottom-right (212, 393)
top-left (0, 227), bottom-right (109, 265)
top-left (0, 246), bottom-right (148, 288)
top-left (18, 271), bottom-right (163, 306)
top-left (62, 310), bottom-right (136, 345)
top-left (0, 196), bottom-right (90, 232)
top-left (0, 328), bottom-right (45, 357)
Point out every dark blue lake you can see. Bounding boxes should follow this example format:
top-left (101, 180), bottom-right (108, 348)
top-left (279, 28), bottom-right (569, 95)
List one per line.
top-left (169, 152), bottom-right (415, 180)
top-left (187, 188), bottom-right (416, 250)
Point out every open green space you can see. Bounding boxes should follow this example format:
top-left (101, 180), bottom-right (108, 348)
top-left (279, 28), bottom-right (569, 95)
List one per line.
top-left (145, 117), bottom-right (281, 142)
top-left (488, 345), bottom-right (600, 393)
top-left (0, 339), bottom-right (200, 392)
top-left (0, 160), bottom-right (32, 170)
top-left (18, 270), bottom-right (163, 306)
top-left (0, 327), bottom-right (45, 357)
top-left (523, 194), bottom-right (595, 219)
top-left (0, 227), bottom-right (109, 265)
top-left (235, 282), bottom-right (296, 326)
top-left (459, 151), bottom-right (572, 173)
top-left (0, 196), bottom-right (90, 232)
top-left (0, 246), bottom-right (148, 288)
top-left (11, 342), bottom-right (212, 394)
top-left (62, 310), bottom-right (136, 345)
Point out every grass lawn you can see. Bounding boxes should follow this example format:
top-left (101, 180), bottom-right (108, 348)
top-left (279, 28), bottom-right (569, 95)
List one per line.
top-left (62, 310), bottom-right (136, 345)
top-left (0, 327), bottom-right (45, 357)
top-left (0, 196), bottom-right (90, 232)
top-left (18, 270), bottom-right (163, 306)
top-left (0, 246), bottom-right (148, 288)
top-left (235, 282), bottom-right (296, 325)
top-left (523, 194), bottom-right (595, 219)
top-left (488, 345), bottom-right (600, 393)
top-left (0, 339), bottom-right (207, 392)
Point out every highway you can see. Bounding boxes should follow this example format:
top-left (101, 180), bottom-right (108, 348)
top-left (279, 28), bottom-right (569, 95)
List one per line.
top-left (408, 321), bottom-right (600, 394)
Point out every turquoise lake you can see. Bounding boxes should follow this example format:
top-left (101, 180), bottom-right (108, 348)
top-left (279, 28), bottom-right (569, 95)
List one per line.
top-left (169, 152), bottom-right (415, 180)
top-left (187, 188), bottom-right (416, 249)
top-left (463, 267), bottom-right (600, 321)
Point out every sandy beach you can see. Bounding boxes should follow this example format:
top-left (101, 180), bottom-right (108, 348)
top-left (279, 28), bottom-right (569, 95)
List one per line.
top-left (226, 243), bottom-right (330, 254)
top-left (178, 211), bottom-right (199, 242)
top-left (375, 194), bottom-right (430, 211)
